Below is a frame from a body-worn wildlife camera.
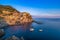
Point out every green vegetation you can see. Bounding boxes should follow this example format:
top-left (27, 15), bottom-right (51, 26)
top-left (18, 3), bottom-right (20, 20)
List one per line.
top-left (0, 17), bottom-right (3, 21)
top-left (4, 5), bottom-right (16, 12)
top-left (0, 5), bottom-right (17, 13)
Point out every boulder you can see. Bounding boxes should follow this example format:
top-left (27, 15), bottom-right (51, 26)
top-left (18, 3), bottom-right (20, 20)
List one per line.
top-left (0, 29), bottom-right (5, 37)
top-left (5, 35), bottom-right (20, 40)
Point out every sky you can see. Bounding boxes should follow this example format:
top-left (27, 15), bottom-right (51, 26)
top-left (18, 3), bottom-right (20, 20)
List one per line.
top-left (0, 0), bottom-right (60, 18)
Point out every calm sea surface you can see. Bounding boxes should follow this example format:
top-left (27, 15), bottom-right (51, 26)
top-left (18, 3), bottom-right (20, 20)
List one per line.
top-left (2, 18), bottom-right (60, 40)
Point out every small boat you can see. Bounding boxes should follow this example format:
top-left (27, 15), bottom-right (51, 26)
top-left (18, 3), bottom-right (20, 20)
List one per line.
top-left (30, 27), bottom-right (34, 32)
top-left (39, 29), bottom-right (43, 32)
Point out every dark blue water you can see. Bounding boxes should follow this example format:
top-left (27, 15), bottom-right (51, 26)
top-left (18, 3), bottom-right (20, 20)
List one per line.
top-left (2, 18), bottom-right (60, 40)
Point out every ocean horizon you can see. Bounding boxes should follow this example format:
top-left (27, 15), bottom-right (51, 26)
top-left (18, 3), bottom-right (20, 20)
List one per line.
top-left (1, 18), bottom-right (60, 40)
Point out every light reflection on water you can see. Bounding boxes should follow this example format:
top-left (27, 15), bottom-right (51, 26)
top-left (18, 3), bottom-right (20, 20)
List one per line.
top-left (2, 18), bottom-right (60, 40)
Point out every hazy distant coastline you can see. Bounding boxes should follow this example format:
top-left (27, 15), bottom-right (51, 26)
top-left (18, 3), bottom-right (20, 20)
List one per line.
top-left (32, 15), bottom-right (60, 18)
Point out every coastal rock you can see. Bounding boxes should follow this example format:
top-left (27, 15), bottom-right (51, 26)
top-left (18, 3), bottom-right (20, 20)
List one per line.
top-left (0, 5), bottom-right (42, 30)
top-left (0, 29), bottom-right (5, 37)
top-left (0, 5), bottom-right (33, 26)
top-left (5, 35), bottom-right (20, 40)
top-left (0, 19), bottom-right (8, 28)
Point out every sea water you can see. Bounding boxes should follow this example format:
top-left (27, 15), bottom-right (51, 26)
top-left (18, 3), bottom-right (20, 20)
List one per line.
top-left (1, 18), bottom-right (60, 40)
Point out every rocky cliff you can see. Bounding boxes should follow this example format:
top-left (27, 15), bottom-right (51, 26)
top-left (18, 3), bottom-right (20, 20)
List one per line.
top-left (0, 5), bottom-right (33, 26)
